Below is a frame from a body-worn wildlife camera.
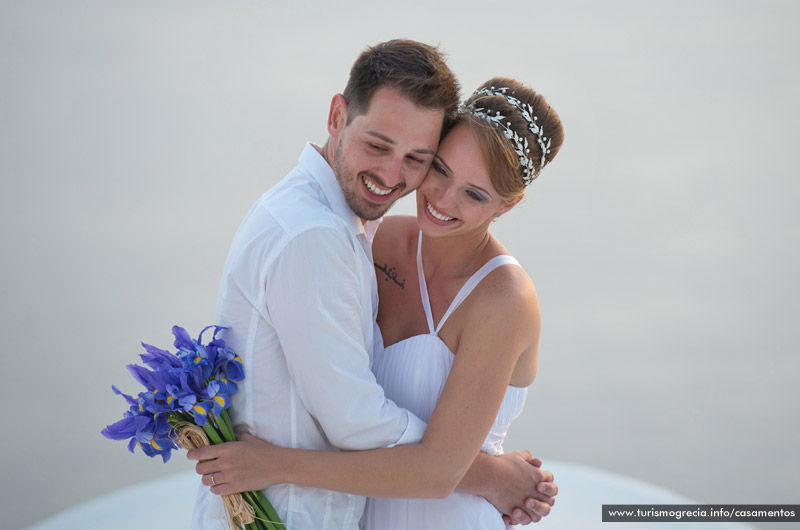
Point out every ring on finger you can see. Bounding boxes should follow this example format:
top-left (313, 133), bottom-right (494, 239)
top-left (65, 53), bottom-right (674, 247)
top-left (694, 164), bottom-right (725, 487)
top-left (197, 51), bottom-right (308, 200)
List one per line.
top-left (211, 473), bottom-right (217, 487)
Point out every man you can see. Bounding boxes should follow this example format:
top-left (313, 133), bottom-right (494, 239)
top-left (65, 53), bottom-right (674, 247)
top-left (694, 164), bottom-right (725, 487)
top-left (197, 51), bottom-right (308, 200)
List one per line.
top-left (191, 39), bottom-right (555, 529)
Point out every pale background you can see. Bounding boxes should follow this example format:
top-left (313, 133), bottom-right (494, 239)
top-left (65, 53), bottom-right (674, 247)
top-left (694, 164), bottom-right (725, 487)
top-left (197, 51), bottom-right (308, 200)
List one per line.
top-left (1, 1), bottom-right (798, 529)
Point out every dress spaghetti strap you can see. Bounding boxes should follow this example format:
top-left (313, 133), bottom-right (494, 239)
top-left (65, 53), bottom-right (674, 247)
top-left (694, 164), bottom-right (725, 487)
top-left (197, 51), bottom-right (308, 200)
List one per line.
top-left (415, 231), bottom-right (520, 335)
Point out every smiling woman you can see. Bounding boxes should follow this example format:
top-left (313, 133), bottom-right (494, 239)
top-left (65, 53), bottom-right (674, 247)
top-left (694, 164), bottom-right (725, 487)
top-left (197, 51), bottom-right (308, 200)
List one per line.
top-left (417, 124), bottom-right (508, 230)
top-left (415, 78), bottom-right (564, 238)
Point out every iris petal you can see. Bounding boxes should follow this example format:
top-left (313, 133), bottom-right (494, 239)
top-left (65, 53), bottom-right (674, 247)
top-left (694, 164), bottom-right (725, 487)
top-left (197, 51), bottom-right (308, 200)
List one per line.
top-left (172, 326), bottom-right (194, 351)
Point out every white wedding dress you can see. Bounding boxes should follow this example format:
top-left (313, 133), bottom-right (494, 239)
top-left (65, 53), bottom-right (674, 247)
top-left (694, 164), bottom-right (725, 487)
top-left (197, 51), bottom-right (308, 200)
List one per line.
top-left (363, 232), bottom-right (528, 530)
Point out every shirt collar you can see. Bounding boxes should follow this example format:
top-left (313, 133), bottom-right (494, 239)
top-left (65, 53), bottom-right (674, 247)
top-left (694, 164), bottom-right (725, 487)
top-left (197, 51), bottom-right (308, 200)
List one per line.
top-left (300, 143), bottom-right (366, 237)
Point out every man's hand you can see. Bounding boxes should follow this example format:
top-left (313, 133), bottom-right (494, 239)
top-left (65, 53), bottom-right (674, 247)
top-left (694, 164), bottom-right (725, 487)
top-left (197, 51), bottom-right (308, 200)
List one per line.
top-left (479, 451), bottom-right (557, 525)
top-left (187, 433), bottom-right (282, 495)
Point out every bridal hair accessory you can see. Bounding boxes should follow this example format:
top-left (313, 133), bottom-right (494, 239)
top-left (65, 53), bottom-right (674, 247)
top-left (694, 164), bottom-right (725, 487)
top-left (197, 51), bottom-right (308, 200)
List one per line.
top-left (459, 86), bottom-right (552, 185)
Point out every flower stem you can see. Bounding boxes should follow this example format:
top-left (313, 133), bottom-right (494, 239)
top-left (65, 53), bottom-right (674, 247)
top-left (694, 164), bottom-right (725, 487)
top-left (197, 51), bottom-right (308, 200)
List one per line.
top-left (251, 490), bottom-right (283, 526)
top-left (244, 490), bottom-right (283, 529)
top-left (201, 421), bottom-right (224, 445)
top-left (217, 409), bottom-right (236, 442)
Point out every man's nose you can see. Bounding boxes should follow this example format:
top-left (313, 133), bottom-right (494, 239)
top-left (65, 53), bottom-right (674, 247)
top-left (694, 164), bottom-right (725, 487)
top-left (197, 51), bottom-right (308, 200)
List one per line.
top-left (378, 156), bottom-right (405, 188)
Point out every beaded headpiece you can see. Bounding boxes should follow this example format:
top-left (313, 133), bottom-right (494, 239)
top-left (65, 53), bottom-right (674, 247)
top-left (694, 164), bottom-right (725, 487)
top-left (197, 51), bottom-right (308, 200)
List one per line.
top-left (458, 86), bottom-right (552, 185)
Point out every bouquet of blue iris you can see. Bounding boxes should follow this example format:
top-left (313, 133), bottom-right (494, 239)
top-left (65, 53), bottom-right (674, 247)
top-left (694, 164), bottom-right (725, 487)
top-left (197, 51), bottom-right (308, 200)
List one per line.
top-left (101, 325), bottom-right (284, 530)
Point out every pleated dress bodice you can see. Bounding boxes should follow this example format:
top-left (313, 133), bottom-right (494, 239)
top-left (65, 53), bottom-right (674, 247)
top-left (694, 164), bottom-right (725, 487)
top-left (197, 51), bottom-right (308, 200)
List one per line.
top-left (364, 232), bottom-right (529, 530)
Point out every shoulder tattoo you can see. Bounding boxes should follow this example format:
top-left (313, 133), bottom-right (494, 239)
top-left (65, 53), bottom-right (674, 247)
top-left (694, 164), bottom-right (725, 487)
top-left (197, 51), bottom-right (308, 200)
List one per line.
top-left (374, 262), bottom-right (405, 289)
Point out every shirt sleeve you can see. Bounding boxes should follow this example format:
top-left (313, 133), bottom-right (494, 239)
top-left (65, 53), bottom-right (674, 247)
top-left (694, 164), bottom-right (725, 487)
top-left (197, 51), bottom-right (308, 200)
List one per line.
top-left (265, 227), bottom-right (426, 450)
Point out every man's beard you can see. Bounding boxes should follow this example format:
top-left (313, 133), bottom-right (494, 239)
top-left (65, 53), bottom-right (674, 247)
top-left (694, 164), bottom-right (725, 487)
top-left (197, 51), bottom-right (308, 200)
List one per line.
top-left (333, 141), bottom-right (398, 221)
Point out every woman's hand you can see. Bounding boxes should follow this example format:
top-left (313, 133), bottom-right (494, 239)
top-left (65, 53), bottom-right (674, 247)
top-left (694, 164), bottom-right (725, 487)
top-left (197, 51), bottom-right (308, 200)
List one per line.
top-left (478, 451), bottom-right (557, 525)
top-left (187, 433), bottom-right (284, 495)
top-left (500, 455), bottom-right (557, 525)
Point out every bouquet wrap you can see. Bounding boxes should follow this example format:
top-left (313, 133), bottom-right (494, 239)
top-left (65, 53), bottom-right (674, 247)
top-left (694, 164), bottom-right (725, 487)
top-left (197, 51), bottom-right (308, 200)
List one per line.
top-left (173, 421), bottom-right (255, 526)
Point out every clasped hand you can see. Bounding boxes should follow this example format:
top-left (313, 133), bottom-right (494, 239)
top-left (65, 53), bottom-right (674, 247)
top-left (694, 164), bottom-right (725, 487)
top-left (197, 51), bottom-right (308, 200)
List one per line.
top-left (487, 451), bottom-right (557, 525)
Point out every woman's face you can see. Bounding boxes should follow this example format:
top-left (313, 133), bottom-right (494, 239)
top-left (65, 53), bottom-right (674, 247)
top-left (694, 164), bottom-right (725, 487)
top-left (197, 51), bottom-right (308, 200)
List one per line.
top-left (416, 123), bottom-right (516, 237)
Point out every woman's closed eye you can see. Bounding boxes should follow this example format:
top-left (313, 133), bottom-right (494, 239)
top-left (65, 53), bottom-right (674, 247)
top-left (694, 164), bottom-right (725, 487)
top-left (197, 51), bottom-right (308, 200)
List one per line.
top-left (466, 189), bottom-right (487, 202)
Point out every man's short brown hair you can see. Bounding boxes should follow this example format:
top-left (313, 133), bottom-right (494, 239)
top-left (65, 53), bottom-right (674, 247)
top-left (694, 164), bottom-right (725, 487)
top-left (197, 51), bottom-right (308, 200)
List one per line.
top-left (343, 39), bottom-right (460, 132)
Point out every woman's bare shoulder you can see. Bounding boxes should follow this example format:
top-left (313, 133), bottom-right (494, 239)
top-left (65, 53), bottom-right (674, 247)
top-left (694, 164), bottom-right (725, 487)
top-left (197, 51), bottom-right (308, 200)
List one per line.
top-left (374, 215), bottom-right (418, 260)
top-left (463, 259), bottom-right (540, 349)
top-left (376, 215), bottom-right (418, 236)
top-left (461, 263), bottom-right (540, 385)
top-left (482, 262), bottom-right (538, 317)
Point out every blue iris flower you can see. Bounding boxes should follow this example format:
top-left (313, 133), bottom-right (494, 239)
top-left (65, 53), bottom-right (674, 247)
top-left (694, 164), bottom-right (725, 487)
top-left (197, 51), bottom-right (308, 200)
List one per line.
top-left (103, 325), bottom-right (243, 462)
top-left (202, 378), bottom-right (232, 417)
top-left (140, 390), bottom-right (172, 414)
top-left (102, 388), bottom-right (176, 462)
top-left (140, 342), bottom-right (182, 369)
top-left (165, 383), bottom-right (196, 412)
top-left (189, 400), bottom-right (213, 426)
top-left (101, 413), bottom-right (150, 442)
top-left (131, 412), bottom-right (177, 463)
top-left (215, 375), bottom-right (239, 398)
top-left (220, 348), bottom-right (245, 382)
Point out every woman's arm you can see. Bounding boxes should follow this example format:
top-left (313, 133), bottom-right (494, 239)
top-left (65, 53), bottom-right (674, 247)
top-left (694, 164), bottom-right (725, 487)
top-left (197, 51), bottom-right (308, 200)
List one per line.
top-left (189, 271), bottom-right (541, 500)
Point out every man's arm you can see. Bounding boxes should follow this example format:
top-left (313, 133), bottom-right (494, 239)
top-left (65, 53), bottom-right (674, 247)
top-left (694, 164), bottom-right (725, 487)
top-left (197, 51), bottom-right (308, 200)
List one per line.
top-left (266, 227), bottom-right (425, 449)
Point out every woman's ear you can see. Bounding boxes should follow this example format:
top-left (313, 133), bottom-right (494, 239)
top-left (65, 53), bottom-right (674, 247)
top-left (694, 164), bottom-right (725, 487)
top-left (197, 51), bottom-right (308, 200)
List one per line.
top-left (497, 194), bottom-right (524, 217)
top-left (327, 93), bottom-right (348, 139)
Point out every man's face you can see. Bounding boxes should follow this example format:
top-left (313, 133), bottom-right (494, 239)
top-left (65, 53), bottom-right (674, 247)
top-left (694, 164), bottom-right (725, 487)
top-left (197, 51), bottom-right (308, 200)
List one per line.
top-left (332, 87), bottom-right (444, 221)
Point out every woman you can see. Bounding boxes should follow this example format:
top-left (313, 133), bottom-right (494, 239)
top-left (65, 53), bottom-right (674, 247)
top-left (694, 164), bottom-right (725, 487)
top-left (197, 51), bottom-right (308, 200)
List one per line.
top-left (192, 76), bottom-right (564, 529)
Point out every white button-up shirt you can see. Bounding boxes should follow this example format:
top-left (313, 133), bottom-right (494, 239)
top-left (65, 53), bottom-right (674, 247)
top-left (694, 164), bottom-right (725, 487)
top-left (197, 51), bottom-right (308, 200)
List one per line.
top-left (192, 144), bottom-right (426, 530)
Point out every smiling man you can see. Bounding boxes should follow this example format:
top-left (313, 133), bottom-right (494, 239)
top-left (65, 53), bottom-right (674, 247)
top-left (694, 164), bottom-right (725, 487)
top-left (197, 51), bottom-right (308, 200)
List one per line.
top-left (191, 39), bottom-right (554, 530)
top-left (327, 85), bottom-right (442, 220)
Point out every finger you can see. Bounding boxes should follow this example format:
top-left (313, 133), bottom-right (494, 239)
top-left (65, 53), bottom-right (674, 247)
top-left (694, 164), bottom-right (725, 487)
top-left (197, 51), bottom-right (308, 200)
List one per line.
top-left (538, 481), bottom-right (559, 498)
top-left (529, 457), bottom-right (542, 467)
top-left (205, 475), bottom-right (246, 497)
top-left (201, 472), bottom-right (223, 488)
top-left (527, 490), bottom-right (556, 505)
top-left (195, 460), bottom-right (220, 476)
top-left (511, 507), bottom-right (533, 525)
top-left (502, 515), bottom-right (511, 525)
top-left (211, 483), bottom-right (241, 496)
top-left (526, 498), bottom-right (552, 517)
top-left (537, 468), bottom-right (554, 483)
top-left (187, 446), bottom-right (219, 462)
top-left (511, 508), bottom-right (531, 526)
